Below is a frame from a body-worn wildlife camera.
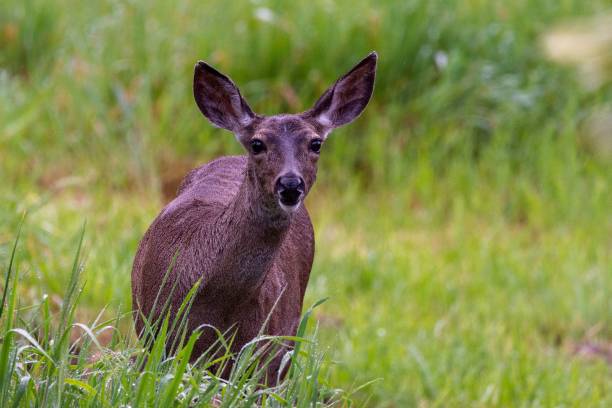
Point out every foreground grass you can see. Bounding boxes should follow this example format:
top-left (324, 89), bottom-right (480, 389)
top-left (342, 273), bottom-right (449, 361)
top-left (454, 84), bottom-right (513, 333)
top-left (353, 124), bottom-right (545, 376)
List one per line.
top-left (0, 224), bottom-right (345, 407)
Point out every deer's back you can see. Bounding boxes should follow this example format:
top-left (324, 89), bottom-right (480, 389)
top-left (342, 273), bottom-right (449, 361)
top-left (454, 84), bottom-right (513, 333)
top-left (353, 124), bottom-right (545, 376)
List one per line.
top-left (176, 155), bottom-right (246, 207)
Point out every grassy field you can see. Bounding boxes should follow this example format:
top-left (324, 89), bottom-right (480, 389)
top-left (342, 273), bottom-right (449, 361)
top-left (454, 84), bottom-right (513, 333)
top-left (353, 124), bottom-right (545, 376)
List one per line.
top-left (1, 0), bottom-right (611, 406)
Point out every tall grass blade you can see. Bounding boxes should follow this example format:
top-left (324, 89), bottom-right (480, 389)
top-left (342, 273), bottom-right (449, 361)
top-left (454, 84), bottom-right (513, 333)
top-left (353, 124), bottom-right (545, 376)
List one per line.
top-left (0, 217), bottom-right (25, 406)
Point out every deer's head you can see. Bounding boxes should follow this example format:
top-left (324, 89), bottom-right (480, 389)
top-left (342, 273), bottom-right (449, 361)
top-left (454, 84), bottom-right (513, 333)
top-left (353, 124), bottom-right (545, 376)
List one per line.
top-left (193, 52), bottom-right (377, 213)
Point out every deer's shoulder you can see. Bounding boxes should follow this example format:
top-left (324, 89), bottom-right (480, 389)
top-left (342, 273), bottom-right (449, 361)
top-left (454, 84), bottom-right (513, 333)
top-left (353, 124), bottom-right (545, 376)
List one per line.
top-left (157, 155), bottom-right (245, 221)
top-left (178, 155), bottom-right (247, 197)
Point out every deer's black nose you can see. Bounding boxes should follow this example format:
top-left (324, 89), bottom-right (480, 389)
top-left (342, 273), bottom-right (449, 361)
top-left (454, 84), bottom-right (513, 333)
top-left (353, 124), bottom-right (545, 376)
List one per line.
top-left (276, 174), bottom-right (305, 206)
top-left (278, 175), bottom-right (303, 191)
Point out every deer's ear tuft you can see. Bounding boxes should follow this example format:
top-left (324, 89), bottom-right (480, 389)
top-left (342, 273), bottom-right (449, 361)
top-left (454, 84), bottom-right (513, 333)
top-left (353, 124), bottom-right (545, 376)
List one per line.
top-left (303, 52), bottom-right (377, 133)
top-left (193, 61), bottom-right (255, 132)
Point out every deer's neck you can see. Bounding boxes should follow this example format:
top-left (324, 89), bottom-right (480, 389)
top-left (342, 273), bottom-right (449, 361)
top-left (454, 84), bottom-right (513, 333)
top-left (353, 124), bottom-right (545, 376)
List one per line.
top-left (213, 167), bottom-right (290, 300)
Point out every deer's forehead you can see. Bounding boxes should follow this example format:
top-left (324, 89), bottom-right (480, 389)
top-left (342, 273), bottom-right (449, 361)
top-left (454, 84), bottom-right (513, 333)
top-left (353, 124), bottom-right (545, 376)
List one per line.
top-left (252, 116), bottom-right (317, 142)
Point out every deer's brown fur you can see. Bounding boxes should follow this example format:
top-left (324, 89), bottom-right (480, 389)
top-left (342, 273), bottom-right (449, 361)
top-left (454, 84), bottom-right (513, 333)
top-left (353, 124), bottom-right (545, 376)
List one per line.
top-left (131, 52), bottom-right (377, 378)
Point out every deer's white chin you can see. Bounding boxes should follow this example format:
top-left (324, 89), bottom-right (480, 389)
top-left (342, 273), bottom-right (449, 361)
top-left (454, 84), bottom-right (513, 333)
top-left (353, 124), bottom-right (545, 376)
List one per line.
top-left (279, 201), bottom-right (301, 213)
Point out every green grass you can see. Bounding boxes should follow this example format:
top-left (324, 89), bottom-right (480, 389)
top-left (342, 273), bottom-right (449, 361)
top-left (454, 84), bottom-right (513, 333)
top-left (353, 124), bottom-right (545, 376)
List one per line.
top-left (0, 223), bottom-right (343, 406)
top-left (1, 0), bottom-right (611, 406)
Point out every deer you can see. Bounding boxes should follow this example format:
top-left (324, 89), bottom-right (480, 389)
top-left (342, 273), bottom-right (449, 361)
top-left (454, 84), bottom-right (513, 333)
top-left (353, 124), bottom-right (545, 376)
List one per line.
top-left (131, 52), bottom-right (377, 380)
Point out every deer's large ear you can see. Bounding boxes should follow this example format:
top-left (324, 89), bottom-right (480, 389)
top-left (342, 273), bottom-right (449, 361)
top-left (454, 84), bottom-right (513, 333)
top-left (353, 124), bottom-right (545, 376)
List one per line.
top-left (304, 52), bottom-right (377, 134)
top-left (194, 61), bottom-right (256, 132)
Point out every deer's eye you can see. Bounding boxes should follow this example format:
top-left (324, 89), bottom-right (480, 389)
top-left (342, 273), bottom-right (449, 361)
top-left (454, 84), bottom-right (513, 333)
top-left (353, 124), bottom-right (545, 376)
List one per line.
top-left (310, 139), bottom-right (322, 153)
top-left (250, 139), bottom-right (266, 155)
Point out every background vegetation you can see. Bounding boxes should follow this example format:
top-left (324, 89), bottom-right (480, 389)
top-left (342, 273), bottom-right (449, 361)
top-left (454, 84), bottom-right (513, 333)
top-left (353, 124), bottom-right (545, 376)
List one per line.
top-left (1, 0), bottom-right (611, 406)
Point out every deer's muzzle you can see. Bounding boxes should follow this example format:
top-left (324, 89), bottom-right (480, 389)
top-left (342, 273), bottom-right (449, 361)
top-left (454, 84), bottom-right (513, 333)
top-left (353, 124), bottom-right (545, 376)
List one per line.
top-left (276, 174), bottom-right (305, 208)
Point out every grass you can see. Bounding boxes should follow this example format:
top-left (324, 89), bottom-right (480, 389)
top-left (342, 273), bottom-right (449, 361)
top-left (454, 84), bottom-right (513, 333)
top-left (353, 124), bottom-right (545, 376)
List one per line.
top-left (0, 222), bottom-right (343, 406)
top-left (1, 0), bottom-right (611, 406)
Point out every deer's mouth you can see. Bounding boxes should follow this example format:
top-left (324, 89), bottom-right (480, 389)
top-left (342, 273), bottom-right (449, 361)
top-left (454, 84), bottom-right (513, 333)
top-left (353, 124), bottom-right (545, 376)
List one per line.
top-left (279, 188), bottom-right (302, 204)
top-left (278, 189), bottom-right (303, 211)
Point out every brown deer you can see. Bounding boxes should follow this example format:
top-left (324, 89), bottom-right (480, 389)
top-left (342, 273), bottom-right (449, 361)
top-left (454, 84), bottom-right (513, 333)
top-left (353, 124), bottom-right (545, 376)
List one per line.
top-left (131, 52), bottom-right (377, 378)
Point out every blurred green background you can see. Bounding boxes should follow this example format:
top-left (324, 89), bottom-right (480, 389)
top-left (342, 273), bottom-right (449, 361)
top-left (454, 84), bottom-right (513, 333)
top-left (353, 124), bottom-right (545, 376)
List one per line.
top-left (1, 0), bottom-right (611, 405)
